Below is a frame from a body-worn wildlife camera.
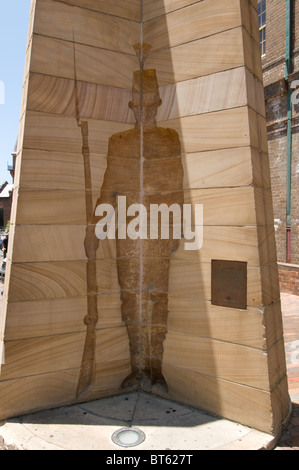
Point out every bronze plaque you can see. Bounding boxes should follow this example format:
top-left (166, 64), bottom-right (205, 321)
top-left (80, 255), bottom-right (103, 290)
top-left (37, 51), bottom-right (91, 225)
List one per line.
top-left (211, 260), bottom-right (247, 310)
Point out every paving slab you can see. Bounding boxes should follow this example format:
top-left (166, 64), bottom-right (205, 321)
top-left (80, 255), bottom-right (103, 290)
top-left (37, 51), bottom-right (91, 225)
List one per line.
top-left (0, 391), bottom-right (276, 451)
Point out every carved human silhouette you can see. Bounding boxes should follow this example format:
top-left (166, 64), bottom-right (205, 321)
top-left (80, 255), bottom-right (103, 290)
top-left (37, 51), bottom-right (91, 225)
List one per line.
top-left (81, 63), bottom-right (184, 394)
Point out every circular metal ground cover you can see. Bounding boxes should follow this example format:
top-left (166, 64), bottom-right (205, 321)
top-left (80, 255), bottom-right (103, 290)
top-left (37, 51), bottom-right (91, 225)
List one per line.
top-left (112, 427), bottom-right (146, 448)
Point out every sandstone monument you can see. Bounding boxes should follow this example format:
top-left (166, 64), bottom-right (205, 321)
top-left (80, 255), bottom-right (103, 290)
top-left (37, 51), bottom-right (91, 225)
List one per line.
top-left (0, 0), bottom-right (290, 438)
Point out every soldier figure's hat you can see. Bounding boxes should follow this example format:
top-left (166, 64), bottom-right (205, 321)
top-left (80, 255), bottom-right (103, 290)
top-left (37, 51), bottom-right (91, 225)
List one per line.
top-left (129, 69), bottom-right (162, 109)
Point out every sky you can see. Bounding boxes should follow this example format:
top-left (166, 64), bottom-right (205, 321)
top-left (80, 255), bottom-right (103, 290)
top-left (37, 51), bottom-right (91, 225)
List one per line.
top-left (0, 0), bottom-right (31, 185)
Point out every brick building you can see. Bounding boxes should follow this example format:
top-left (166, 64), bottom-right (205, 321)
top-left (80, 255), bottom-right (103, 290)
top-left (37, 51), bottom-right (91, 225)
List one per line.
top-left (0, 181), bottom-right (13, 231)
top-left (0, 143), bottom-right (17, 232)
top-left (261, 0), bottom-right (299, 294)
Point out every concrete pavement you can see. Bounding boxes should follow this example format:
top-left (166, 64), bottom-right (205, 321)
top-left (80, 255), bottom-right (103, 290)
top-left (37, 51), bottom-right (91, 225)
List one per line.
top-left (273, 292), bottom-right (299, 450)
top-left (0, 390), bottom-right (279, 451)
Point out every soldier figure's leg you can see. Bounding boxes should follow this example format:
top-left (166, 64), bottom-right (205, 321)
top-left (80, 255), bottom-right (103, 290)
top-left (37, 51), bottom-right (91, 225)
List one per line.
top-left (147, 292), bottom-right (169, 391)
top-left (120, 291), bottom-right (151, 389)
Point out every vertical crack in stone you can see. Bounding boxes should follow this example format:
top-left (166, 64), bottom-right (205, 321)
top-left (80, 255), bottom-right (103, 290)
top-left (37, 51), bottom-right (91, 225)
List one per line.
top-left (138, 4), bottom-right (145, 385)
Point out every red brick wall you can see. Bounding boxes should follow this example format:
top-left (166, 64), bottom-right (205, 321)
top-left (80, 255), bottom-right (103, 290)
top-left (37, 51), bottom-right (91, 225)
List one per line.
top-left (262, 0), bottom-right (286, 85)
top-left (262, 0), bottom-right (299, 270)
top-left (279, 263), bottom-right (299, 296)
